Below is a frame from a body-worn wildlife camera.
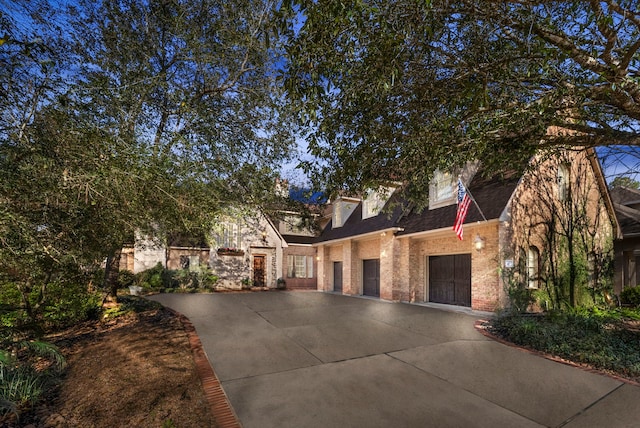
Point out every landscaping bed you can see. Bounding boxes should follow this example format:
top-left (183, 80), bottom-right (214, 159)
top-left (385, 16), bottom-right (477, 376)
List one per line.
top-left (2, 301), bottom-right (217, 427)
top-left (487, 308), bottom-right (640, 384)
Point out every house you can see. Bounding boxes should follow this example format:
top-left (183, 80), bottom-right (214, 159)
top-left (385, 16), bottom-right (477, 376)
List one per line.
top-left (125, 183), bottom-right (326, 290)
top-left (278, 213), bottom-right (317, 290)
top-left (610, 186), bottom-right (640, 291)
top-left (127, 209), bottom-right (289, 289)
top-left (276, 188), bottom-right (326, 290)
top-left (315, 148), bottom-right (617, 312)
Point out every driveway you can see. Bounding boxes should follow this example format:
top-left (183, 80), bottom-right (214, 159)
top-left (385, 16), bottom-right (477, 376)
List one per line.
top-left (151, 291), bottom-right (640, 428)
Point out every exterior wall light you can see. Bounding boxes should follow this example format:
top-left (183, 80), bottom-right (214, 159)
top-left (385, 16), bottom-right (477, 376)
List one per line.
top-left (474, 234), bottom-right (485, 251)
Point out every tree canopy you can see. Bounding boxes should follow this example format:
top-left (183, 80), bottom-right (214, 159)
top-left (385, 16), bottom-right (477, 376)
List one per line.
top-left (1, 0), bottom-right (298, 308)
top-left (282, 0), bottom-right (640, 204)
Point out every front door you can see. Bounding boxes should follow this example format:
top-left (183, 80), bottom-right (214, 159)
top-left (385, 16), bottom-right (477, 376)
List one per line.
top-left (429, 254), bottom-right (471, 307)
top-left (253, 255), bottom-right (266, 287)
top-left (363, 259), bottom-right (380, 297)
top-left (333, 262), bottom-right (343, 292)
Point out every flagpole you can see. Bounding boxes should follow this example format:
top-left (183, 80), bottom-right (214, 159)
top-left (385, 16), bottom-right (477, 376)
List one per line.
top-left (459, 177), bottom-right (487, 222)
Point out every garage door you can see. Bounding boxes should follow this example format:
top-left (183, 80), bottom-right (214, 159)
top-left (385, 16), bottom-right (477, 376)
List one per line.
top-left (429, 254), bottom-right (471, 307)
top-left (334, 262), bottom-right (343, 293)
top-left (363, 259), bottom-right (380, 297)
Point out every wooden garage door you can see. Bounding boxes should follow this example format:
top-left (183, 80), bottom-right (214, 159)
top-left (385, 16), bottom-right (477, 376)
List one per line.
top-left (363, 259), bottom-right (380, 297)
top-left (429, 254), bottom-right (471, 307)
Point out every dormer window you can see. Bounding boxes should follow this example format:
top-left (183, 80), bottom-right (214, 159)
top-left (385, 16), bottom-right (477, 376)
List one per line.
top-left (332, 197), bottom-right (359, 228)
top-left (362, 188), bottom-right (391, 220)
top-left (429, 169), bottom-right (456, 209)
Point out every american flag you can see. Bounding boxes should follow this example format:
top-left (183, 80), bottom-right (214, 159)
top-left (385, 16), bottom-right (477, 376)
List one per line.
top-left (453, 178), bottom-right (471, 240)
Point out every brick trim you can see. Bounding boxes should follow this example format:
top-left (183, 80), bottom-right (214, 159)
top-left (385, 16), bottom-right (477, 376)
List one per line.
top-left (169, 308), bottom-right (242, 427)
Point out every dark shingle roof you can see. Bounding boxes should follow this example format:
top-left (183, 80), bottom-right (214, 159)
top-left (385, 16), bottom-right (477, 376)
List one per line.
top-left (610, 186), bottom-right (640, 208)
top-left (317, 200), bottom-right (405, 243)
top-left (609, 187), bottom-right (640, 236)
top-left (613, 203), bottom-right (640, 236)
top-left (397, 174), bottom-right (519, 236)
top-left (282, 234), bottom-right (316, 245)
top-left (316, 172), bottom-right (520, 242)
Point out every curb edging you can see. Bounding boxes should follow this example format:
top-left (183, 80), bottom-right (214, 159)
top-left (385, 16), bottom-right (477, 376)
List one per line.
top-left (169, 309), bottom-right (242, 428)
top-left (475, 319), bottom-right (640, 387)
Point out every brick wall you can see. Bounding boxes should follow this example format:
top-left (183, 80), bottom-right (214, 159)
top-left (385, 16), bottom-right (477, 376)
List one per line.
top-left (282, 245), bottom-right (317, 290)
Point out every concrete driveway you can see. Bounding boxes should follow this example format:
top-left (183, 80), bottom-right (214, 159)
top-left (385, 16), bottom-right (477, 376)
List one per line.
top-left (151, 291), bottom-right (640, 428)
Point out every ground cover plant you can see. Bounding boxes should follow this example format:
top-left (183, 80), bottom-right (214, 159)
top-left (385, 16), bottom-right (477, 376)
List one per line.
top-left (489, 307), bottom-right (640, 382)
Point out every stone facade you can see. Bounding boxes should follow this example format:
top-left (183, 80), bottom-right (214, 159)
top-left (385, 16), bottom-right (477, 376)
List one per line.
top-left (130, 211), bottom-right (286, 290)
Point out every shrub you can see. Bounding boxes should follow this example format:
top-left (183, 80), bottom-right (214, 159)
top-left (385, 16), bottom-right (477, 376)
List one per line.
top-left (135, 263), bottom-right (167, 289)
top-left (621, 286), bottom-right (640, 307)
top-left (117, 270), bottom-right (136, 289)
top-left (490, 308), bottom-right (640, 379)
top-left (42, 281), bottom-right (102, 330)
top-left (0, 340), bottom-right (65, 420)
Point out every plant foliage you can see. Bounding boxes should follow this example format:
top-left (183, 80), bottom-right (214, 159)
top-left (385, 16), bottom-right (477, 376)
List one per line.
top-left (490, 309), bottom-right (640, 380)
top-left (282, 0), bottom-right (640, 203)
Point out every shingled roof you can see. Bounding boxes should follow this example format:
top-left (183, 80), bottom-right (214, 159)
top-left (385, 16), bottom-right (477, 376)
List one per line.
top-left (397, 173), bottom-right (520, 236)
top-left (610, 186), bottom-right (640, 237)
top-left (316, 172), bottom-right (520, 242)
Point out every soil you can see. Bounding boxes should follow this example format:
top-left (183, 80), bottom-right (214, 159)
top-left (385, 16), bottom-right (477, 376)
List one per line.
top-left (3, 307), bottom-right (218, 428)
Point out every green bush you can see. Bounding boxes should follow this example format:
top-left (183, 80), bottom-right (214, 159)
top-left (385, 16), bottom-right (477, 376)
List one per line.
top-left (0, 279), bottom-right (102, 333)
top-left (490, 308), bottom-right (640, 379)
top-left (0, 340), bottom-right (65, 419)
top-left (621, 286), bottom-right (640, 307)
top-left (135, 263), bottom-right (168, 289)
top-left (1, 365), bottom-right (44, 417)
top-left (42, 281), bottom-right (102, 330)
top-left (117, 270), bottom-right (136, 289)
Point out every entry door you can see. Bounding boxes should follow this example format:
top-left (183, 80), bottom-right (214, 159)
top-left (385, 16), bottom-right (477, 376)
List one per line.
top-left (253, 255), bottom-right (266, 287)
top-left (363, 259), bottom-right (380, 297)
top-left (333, 262), bottom-right (343, 293)
top-left (429, 254), bottom-right (471, 307)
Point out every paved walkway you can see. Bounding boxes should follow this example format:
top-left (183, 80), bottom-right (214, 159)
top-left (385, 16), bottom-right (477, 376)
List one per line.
top-left (151, 292), bottom-right (640, 428)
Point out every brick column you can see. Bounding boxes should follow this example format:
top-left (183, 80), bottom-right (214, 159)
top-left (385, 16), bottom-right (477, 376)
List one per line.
top-left (316, 245), bottom-right (328, 291)
top-left (343, 240), bottom-right (358, 295)
top-left (380, 232), bottom-right (395, 300)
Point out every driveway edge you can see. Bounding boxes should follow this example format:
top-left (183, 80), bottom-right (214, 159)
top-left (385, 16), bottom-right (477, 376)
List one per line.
top-left (475, 319), bottom-right (640, 387)
top-left (168, 308), bottom-right (242, 428)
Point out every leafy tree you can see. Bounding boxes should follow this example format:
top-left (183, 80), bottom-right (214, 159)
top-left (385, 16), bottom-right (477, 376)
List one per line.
top-left (610, 175), bottom-right (640, 189)
top-left (1, 0), bottom-right (297, 323)
top-left (282, 0), bottom-right (640, 205)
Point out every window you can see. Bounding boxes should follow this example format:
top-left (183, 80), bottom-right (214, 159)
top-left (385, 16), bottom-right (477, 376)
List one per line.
top-left (179, 255), bottom-right (201, 271)
top-left (287, 255), bottom-right (314, 278)
top-left (429, 169), bottom-right (455, 209)
top-left (527, 246), bottom-right (540, 289)
top-left (362, 191), bottom-right (384, 219)
top-left (557, 164), bottom-right (570, 201)
top-left (218, 222), bottom-right (241, 249)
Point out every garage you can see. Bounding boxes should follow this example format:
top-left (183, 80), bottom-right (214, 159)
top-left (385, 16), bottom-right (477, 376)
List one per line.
top-left (428, 254), bottom-right (471, 307)
top-left (362, 259), bottom-right (380, 297)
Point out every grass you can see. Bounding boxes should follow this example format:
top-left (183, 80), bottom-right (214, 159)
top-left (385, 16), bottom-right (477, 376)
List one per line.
top-left (489, 307), bottom-right (640, 381)
top-left (0, 365), bottom-right (44, 415)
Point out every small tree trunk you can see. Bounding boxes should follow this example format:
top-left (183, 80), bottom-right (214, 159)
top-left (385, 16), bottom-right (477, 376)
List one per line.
top-left (103, 248), bottom-right (122, 302)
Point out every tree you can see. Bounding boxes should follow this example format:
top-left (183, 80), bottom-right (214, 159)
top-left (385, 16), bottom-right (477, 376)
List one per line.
top-left (610, 175), bottom-right (640, 189)
top-left (282, 1), bottom-right (640, 205)
top-left (1, 0), bottom-right (297, 322)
